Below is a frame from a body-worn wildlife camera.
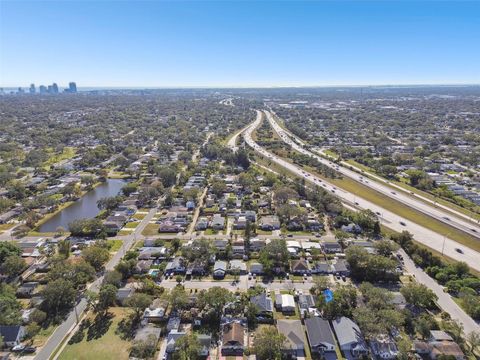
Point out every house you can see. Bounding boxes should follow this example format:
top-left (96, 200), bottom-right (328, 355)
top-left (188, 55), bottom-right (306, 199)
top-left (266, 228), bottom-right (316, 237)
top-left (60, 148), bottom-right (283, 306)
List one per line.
top-left (258, 215), bottom-right (280, 231)
top-left (249, 262), bottom-right (264, 275)
top-left (426, 330), bottom-right (466, 360)
top-left (16, 282), bottom-right (39, 298)
top-left (214, 239), bottom-right (228, 251)
top-left (166, 330), bottom-right (187, 354)
top-left (313, 262), bottom-right (331, 274)
top-left (233, 216), bottom-right (247, 230)
top-left (277, 320), bottom-right (306, 357)
top-left (167, 316), bottom-right (181, 332)
top-left (143, 299), bottom-right (166, 322)
top-left (229, 260), bottom-right (247, 275)
top-left (332, 259), bottom-right (349, 275)
top-left (249, 238), bottom-right (266, 252)
top-left (322, 241), bottom-right (343, 254)
top-left (275, 294), bottom-right (296, 314)
top-left (305, 317), bottom-right (336, 355)
top-left (0, 325), bottom-right (26, 347)
top-left (332, 317), bottom-right (368, 357)
top-left (116, 287), bottom-right (135, 305)
top-left (210, 214), bottom-right (225, 230)
top-left (165, 257), bottom-right (186, 275)
top-left (298, 294), bottom-right (316, 314)
top-left (341, 223), bottom-right (362, 234)
top-left (186, 261), bottom-right (207, 277)
top-left (291, 259), bottom-right (310, 275)
top-left (213, 260), bottom-right (227, 279)
top-left (195, 217), bottom-right (208, 231)
top-left (221, 322), bottom-right (244, 355)
top-left (197, 334), bottom-right (212, 357)
top-left (370, 335), bottom-right (398, 359)
top-left (250, 293), bottom-right (273, 317)
top-left (186, 201), bottom-right (195, 211)
top-left (135, 260), bottom-right (153, 274)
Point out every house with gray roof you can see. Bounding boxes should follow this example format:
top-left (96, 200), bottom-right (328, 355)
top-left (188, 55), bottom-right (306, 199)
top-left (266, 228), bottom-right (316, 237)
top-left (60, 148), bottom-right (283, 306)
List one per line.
top-left (305, 317), bottom-right (336, 355)
top-left (213, 260), bottom-right (227, 279)
top-left (332, 317), bottom-right (368, 357)
top-left (250, 293), bottom-right (273, 317)
top-left (277, 320), bottom-right (306, 357)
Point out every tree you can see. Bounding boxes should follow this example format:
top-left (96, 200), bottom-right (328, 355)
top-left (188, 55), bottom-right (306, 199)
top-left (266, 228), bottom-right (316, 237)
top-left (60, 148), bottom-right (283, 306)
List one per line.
top-left (0, 283), bottom-right (22, 325)
top-left (253, 327), bottom-right (286, 360)
top-left (414, 313), bottom-right (438, 339)
top-left (97, 196), bottom-right (124, 212)
top-left (400, 282), bottom-right (438, 309)
top-left (173, 333), bottom-right (201, 360)
top-left (258, 239), bottom-right (289, 274)
top-left (68, 218), bottom-right (105, 237)
top-left (345, 245), bottom-right (398, 282)
top-left (97, 284), bottom-right (118, 314)
top-left (58, 239), bottom-right (71, 258)
top-left (82, 245), bottom-right (110, 271)
top-left (125, 293), bottom-right (152, 321)
top-left (373, 240), bottom-right (399, 257)
top-left (1, 255), bottom-right (25, 277)
top-left (130, 334), bottom-right (157, 359)
top-left (122, 182), bottom-right (138, 196)
top-left (103, 270), bottom-right (123, 287)
top-left (210, 179), bottom-right (226, 197)
top-left (167, 286), bottom-right (189, 310)
top-left (0, 242), bottom-right (22, 263)
top-left (466, 331), bottom-right (480, 355)
top-left (41, 279), bottom-right (76, 316)
top-left (26, 322), bottom-right (41, 339)
top-left (29, 309), bottom-right (47, 325)
top-left (397, 335), bottom-right (412, 360)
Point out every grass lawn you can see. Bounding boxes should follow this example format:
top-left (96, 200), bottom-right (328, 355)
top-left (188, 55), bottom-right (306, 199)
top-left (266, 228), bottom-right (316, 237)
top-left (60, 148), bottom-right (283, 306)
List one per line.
top-left (141, 223), bottom-right (159, 236)
top-left (59, 307), bottom-right (132, 360)
top-left (0, 223), bottom-right (15, 231)
top-left (132, 213), bottom-right (146, 220)
top-left (204, 228), bottom-right (222, 235)
top-left (43, 147), bottom-right (76, 169)
top-left (256, 229), bottom-right (272, 235)
top-left (343, 158), bottom-right (480, 220)
top-left (32, 324), bottom-right (57, 348)
top-left (107, 239), bottom-right (123, 252)
top-left (124, 221), bottom-right (139, 229)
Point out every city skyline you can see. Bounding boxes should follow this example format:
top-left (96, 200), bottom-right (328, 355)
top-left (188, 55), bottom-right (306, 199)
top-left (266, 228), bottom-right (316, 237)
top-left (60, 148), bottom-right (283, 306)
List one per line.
top-left (1, 1), bottom-right (480, 87)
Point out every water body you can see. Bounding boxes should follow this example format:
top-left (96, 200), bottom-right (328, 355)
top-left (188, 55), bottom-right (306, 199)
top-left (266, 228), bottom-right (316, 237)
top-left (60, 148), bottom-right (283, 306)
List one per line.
top-left (39, 179), bottom-right (126, 233)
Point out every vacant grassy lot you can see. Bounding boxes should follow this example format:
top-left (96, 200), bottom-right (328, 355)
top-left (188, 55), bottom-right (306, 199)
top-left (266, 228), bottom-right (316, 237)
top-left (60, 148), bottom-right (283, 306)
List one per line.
top-left (59, 307), bottom-right (131, 360)
top-left (107, 239), bottom-right (123, 252)
top-left (141, 223), bottom-right (159, 236)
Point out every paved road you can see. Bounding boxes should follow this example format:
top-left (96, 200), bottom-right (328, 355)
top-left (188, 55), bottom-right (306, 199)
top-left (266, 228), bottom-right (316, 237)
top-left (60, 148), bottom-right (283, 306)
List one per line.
top-left (265, 110), bottom-right (480, 238)
top-left (238, 110), bottom-right (480, 271)
top-left (399, 248), bottom-right (480, 334)
top-left (34, 206), bottom-right (158, 360)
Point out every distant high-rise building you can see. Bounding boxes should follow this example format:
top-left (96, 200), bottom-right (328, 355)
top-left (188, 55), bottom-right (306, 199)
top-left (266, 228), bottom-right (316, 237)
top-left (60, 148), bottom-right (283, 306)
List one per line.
top-left (39, 85), bottom-right (47, 94)
top-left (68, 82), bottom-right (77, 93)
top-left (29, 84), bottom-right (36, 94)
top-left (52, 83), bottom-right (59, 94)
top-left (17, 87), bottom-right (24, 94)
top-left (47, 85), bottom-right (53, 93)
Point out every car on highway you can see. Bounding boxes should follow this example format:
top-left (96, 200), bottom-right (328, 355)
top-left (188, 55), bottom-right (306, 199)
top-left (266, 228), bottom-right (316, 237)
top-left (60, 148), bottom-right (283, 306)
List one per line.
top-left (376, 211), bottom-right (381, 215)
top-left (400, 221), bottom-right (406, 226)
top-left (391, 191), bottom-right (397, 195)
top-left (443, 216), bottom-right (450, 221)
top-left (354, 202), bottom-right (359, 205)
top-left (455, 248), bottom-right (464, 254)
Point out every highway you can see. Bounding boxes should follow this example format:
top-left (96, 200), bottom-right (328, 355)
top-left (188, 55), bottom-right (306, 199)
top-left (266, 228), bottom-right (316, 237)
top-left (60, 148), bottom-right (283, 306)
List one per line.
top-left (239, 110), bottom-right (480, 271)
top-left (264, 110), bottom-right (480, 239)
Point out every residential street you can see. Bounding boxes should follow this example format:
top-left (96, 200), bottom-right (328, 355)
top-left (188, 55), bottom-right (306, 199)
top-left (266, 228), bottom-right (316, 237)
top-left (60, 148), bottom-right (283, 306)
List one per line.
top-left (34, 206), bottom-right (158, 360)
top-left (399, 248), bottom-right (480, 334)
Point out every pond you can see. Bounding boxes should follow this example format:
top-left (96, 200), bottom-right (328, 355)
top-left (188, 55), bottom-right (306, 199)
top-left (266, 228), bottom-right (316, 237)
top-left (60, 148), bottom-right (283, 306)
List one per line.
top-left (38, 178), bottom-right (126, 233)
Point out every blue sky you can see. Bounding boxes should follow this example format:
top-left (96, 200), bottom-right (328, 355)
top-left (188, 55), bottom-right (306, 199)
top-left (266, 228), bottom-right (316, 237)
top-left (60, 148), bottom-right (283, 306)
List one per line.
top-left (0, 1), bottom-right (479, 87)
